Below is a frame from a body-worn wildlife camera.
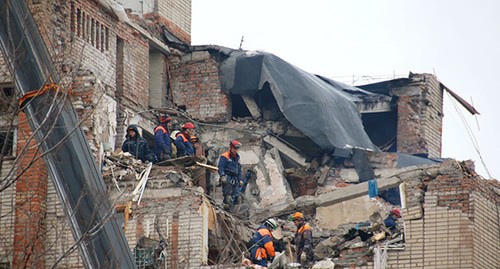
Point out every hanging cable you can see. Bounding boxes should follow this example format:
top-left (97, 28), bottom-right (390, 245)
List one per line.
top-left (444, 90), bottom-right (492, 178)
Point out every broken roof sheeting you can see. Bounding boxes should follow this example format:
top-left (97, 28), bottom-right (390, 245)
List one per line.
top-left (220, 50), bottom-right (379, 152)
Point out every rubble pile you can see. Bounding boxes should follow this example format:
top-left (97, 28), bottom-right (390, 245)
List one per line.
top-left (96, 117), bottom-right (500, 268)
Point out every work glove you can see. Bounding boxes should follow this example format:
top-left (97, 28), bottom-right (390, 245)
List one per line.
top-left (220, 175), bottom-right (227, 184)
top-left (300, 252), bottom-right (307, 263)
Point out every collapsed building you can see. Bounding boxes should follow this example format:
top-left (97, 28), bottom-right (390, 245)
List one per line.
top-left (0, 0), bottom-right (499, 269)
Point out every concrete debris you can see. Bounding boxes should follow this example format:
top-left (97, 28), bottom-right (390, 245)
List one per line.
top-left (98, 119), bottom-right (500, 268)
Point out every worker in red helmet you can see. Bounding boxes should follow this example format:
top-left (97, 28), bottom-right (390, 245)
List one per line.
top-left (153, 115), bottom-right (172, 162)
top-left (290, 212), bottom-right (314, 267)
top-left (174, 122), bottom-right (195, 157)
top-left (384, 208), bottom-right (402, 232)
top-left (217, 140), bottom-right (242, 207)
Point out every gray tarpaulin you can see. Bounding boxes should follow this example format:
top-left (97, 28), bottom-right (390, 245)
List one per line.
top-left (219, 49), bottom-right (379, 152)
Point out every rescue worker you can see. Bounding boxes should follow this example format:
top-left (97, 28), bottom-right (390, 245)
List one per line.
top-left (122, 125), bottom-right (153, 163)
top-left (249, 218), bottom-right (278, 267)
top-left (218, 140), bottom-right (242, 206)
top-left (291, 212), bottom-right (313, 267)
top-left (169, 120), bottom-right (181, 158)
top-left (384, 208), bottom-right (401, 232)
top-left (174, 122), bottom-right (195, 157)
top-left (153, 115), bottom-right (172, 162)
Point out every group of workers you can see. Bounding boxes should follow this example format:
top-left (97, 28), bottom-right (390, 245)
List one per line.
top-left (249, 212), bottom-right (314, 268)
top-left (249, 209), bottom-right (402, 268)
top-left (121, 115), bottom-right (244, 207)
top-left (122, 116), bottom-right (197, 163)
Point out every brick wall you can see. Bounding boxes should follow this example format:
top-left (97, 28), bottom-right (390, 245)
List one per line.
top-left (348, 162), bottom-right (499, 269)
top-left (124, 195), bottom-right (207, 269)
top-left (381, 164), bottom-right (497, 269)
top-left (12, 112), bottom-right (48, 268)
top-left (155, 0), bottom-right (191, 43)
top-left (169, 51), bottom-right (230, 122)
top-left (396, 95), bottom-right (428, 156)
top-left (414, 74), bottom-right (443, 158)
top-left (118, 34), bottom-right (150, 110)
top-left (36, 0), bottom-right (151, 150)
top-left (0, 160), bottom-right (15, 265)
top-left (393, 74), bottom-right (443, 158)
top-left (472, 192), bottom-right (500, 268)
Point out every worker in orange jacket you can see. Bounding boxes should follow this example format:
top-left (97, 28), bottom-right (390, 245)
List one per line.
top-left (291, 212), bottom-right (314, 266)
top-left (249, 218), bottom-right (278, 266)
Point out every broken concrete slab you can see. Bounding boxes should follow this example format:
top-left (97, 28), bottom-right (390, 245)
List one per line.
top-left (263, 135), bottom-right (307, 167)
top-left (339, 168), bottom-right (360, 183)
top-left (357, 99), bottom-right (391, 113)
top-left (317, 166), bottom-right (331, 186)
top-left (241, 95), bottom-right (261, 120)
top-left (238, 146), bottom-right (260, 165)
top-left (253, 175), bottom-right (401, 220)
top-left (316, 196), bottom-right (389, 230)
top-left (255, 148), bottom-right (294, 210)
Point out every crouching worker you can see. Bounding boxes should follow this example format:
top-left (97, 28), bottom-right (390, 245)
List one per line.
top-left (249, 218), bottom-right (278, 267)
top-left (218, 140), bottom-right (242, 207)
top-left (122, 125), bottom-right (155, 163)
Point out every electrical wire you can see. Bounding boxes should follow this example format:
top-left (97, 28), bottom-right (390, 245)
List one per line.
top-left (444, 90), bottom-right (492, 178)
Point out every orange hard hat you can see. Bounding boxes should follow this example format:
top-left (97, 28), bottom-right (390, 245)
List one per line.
top-left (291, 212), bottom-right (304, 220)
top-left (182, 122), bottom-right (195, 129)
top-left (230, 140), bottom-right (241, 149)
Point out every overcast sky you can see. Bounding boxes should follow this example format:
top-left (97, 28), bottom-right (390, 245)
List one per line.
top-left (191, 0), bottom-right (500, 179)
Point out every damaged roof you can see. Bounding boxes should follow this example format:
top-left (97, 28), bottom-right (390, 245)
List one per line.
top-left (216, 49), bottom-right (382, 153)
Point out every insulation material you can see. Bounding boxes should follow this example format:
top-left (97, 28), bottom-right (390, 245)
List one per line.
top-left (93, 94), bottom-right (117, 153)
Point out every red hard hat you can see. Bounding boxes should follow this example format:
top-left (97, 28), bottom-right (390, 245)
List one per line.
top-left (230, 140), bottom-right (242, 149)
top-left (160, 115), bottom-right (171, 124)
top-left (182, 122), bottom-right (195, 129)
top-left (390, 209), bottom-right (401, 218)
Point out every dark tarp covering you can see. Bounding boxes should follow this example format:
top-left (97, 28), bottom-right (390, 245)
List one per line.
top-left (219, 50), bottom-right (379, 152)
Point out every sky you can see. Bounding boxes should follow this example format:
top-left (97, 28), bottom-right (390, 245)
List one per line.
top-left (191, 0), bottom-right (500, 179)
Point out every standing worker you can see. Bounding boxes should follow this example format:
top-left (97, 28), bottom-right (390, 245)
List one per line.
top-left (218, 140), bottom-right (242, 207)
top-left (174, 122), bottom-right (195, 157)
top-left (290, 212), bottom-right (314, 267)
top-left (249, 218), bottom-right (278, 267)
top-left (122, 124), bottom-right (153, 163)
top-left (169, 120), bottom-right (181, 158)
top-left (153, 115), bottom-right (172, 162)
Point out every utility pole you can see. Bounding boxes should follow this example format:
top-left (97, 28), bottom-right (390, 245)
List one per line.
top-left (239, 35), bottom-right (244, 50)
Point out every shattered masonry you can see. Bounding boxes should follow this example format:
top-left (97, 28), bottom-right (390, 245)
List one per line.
top-left (0, 0), bottom-right (499, 268)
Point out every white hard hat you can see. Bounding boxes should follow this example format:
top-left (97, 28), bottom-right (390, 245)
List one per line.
top-left (264, 218), bottom-right (278, 230)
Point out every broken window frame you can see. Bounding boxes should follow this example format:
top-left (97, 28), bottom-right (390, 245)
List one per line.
top-left (0, 84), bottom-right (15, 114)
top-left (0, 129), bottom-right (17, 159)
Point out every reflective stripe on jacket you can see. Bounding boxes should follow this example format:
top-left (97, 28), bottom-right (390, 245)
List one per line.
top-left (295, 222), bottom-right (313, 255)
top-left (250, 226), bottom-right (275, 262)
top-left (218, 151), bottom-right (241, 179)
top-left (153, 125), bottom-right (172, 159)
